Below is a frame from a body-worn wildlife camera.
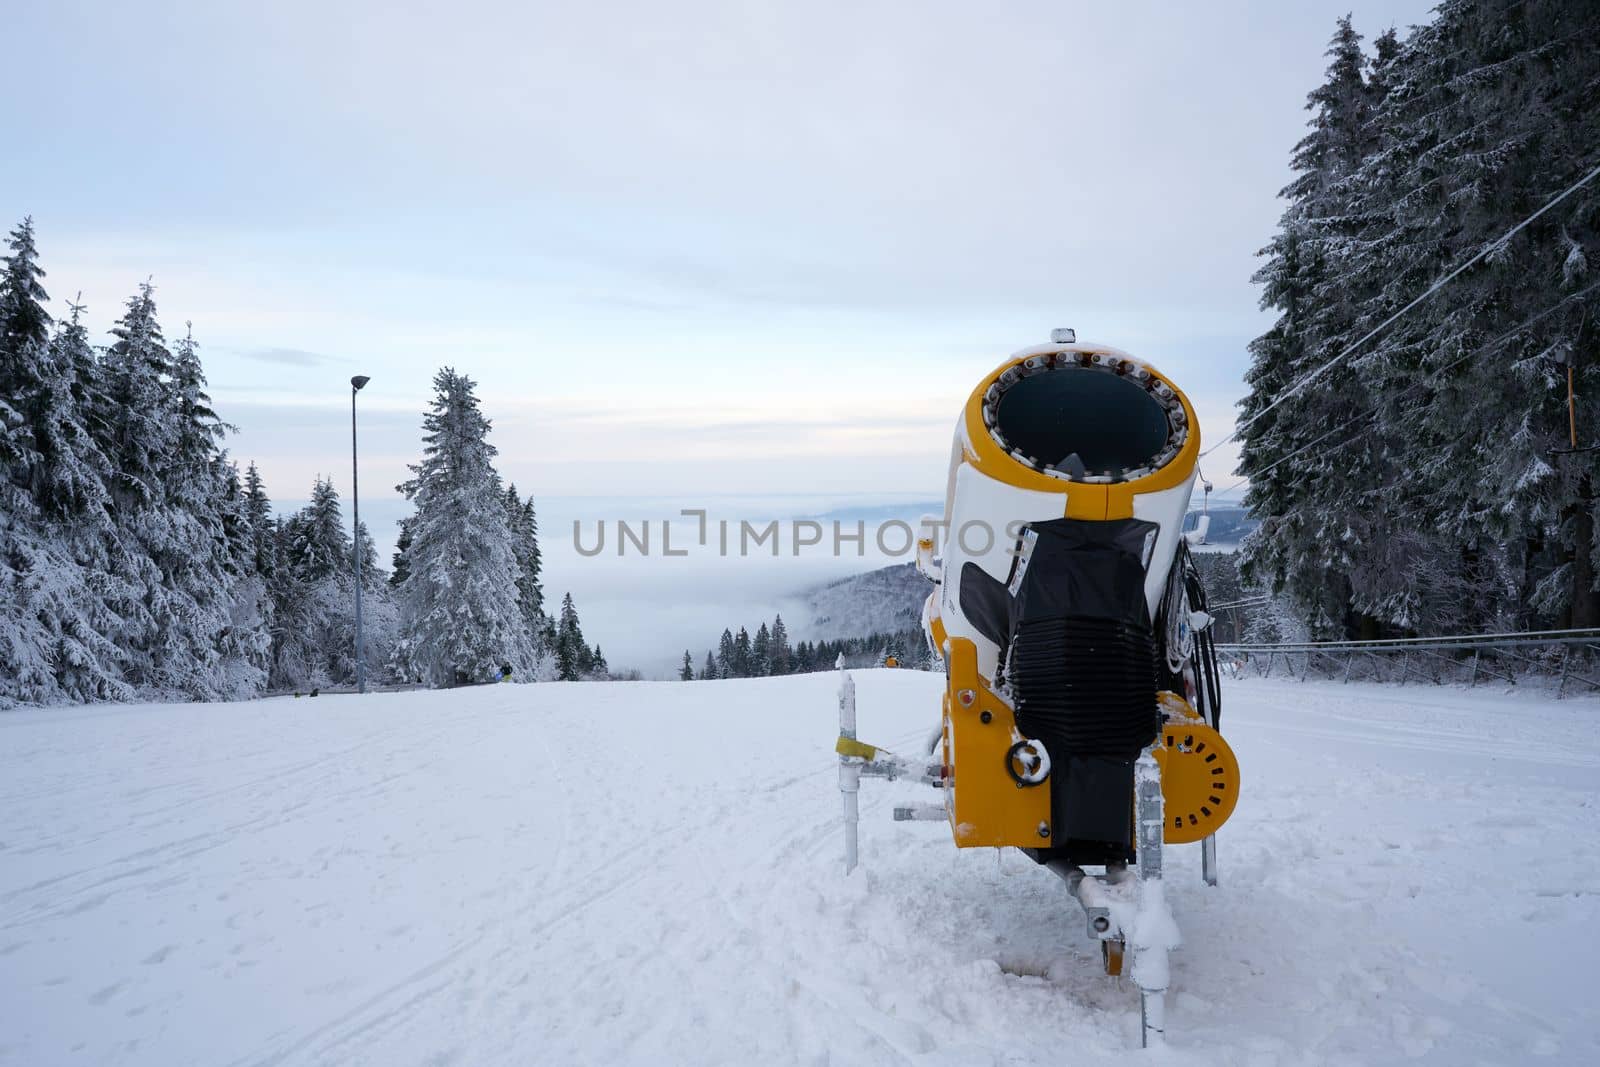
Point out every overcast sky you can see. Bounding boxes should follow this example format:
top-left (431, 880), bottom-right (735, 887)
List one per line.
top-left (5, 1), bottom-right (1439, 668)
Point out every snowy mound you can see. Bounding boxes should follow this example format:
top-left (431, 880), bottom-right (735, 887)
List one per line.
top-left (1, 676), bottom-right (1596, 1063)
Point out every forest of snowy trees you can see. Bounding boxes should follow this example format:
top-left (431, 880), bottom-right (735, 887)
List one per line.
top-left (1238, 2), bottom-right (1599, 641)
top-left (0, 222), bottom-right (609, 706)
top-left (682, 614), bottom-right (936, 681)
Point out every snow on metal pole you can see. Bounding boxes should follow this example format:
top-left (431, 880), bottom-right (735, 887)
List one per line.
top-left (837, 654), bottom-right (860, 874)
top-left (1131, 748), bottom-right (1177, 1048)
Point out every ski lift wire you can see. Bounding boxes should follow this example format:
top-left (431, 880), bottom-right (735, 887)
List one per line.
top-left (1204, 159), bottom-right (1600, 460)
top-left (1208, 595), bottom-right (1273, 610)
top-left (1221, 276), bottom-right (1600, 496)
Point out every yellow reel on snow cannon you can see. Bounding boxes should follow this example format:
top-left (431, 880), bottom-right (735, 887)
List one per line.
top-left (1153, 695), bottom-right (1239, 845)
top-left (837, 329), bottom-right (1240, 1048)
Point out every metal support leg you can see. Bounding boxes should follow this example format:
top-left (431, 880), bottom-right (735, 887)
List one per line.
top-left (1469, 649), bottom-right (1480, 688)
top-left (838, 668), bottom-right (860, 874)
top-left (1201, 834), bottom-right (1218, 887)
top-left (1133, 750), bottom-right (1169, 1047)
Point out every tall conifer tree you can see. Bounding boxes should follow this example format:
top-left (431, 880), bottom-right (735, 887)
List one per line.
top-left (391, 368), bottom-right (532, 685)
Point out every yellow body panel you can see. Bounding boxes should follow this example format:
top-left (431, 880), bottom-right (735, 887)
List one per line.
top-left (927, 610), bottom-right (948, 661)
top-left (943, 638), bottom-right (1052, 847)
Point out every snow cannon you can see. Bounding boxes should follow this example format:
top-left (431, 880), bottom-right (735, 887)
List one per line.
top-left (837, 330), bottom-right (1236, 1047)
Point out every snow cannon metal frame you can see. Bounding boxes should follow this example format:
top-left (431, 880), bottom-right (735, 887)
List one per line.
top-left (836, 331), bottom-right (1236, 1047)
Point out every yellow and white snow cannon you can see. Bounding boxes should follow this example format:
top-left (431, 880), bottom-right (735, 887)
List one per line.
top-left (837, 329), bottom-right (1238, 1047)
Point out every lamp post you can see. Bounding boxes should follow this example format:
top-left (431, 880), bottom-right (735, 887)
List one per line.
top-left (351, 374), bottom-right (371, 694)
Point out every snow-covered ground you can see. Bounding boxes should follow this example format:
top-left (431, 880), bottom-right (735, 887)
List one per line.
top-left (2, 675), bottom-right (1596, 1065)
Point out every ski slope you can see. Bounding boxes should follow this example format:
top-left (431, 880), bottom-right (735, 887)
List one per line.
top-left (1, 674), bottom-right (1596, 1065)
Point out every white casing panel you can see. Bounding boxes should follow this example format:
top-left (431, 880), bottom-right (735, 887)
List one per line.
top-left (937, 461), bottom-right (1067, 681)
top-left (1133, 478), bottom-right (1197, 616)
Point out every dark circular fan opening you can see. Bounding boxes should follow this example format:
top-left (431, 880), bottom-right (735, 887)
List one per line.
top-left (994, 369), bottom-right (1171, 477)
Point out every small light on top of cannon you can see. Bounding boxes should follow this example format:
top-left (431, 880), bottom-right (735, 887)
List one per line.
top-left (1050, 327), bottom-right (1077, 344)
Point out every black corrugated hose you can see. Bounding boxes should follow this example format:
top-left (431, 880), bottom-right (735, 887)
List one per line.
top-left (1178, 541), bottom-right (1223, 729)
top-left (1157, 540), bottom-right (1223, 730)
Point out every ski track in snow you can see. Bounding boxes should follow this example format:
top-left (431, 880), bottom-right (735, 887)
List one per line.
top-left (1, 675), bottom-right (1596, 1065)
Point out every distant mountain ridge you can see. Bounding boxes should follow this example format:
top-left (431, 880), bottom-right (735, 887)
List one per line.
top-left (797, 562), bottom-right (929, 642)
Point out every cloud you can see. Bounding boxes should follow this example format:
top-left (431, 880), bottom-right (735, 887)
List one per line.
top-left (237, 346), bottom-right (348, 367)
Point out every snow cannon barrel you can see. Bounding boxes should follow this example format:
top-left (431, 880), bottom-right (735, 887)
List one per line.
top-left (923, 332), bottom-right (1233, 864)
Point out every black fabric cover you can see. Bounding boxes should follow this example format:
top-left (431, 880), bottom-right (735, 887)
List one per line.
top-left (955, 518), bottom-right (1156, 664)
top-left (959, 518), bottom-right (1163, 859)
top-left (1009, 519), bottom-right (1153, 629)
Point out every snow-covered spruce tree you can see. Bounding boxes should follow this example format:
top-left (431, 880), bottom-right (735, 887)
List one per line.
top-left (0, 221), bottom-right (128, 704)
top-left (159, 324), bottom-right (268, 698)
top-left (13, 302), bottom-right (130, 702)
top-left (769, 615), bottom-right (791, 675)
top-left (0, 216), bottom-right (52, 499)
top-left (680, 651), bottom-right (694, 680)
top-left (391, 368), bottom-right (533, 686)
top-left (232, 460), bottom-right (281, 683)
top-left (1340, 0), bottom-right (1600, 632)
top-left (503, 483), bottom-right (544, 626)
top-left (701, 649), bottom-right (715, 680)
top-left (86, 287), bottom-right (190, 697)
top-left (389, 515), bottom-right (413, 589)
top-left (273, 476), bottom-right (395, 689)
top-left (241, 462), bottom-right (278, 578)
top-left (499, 485), bottom-right (557, 680)
top-left (0, 223), bottom-right (50, 704)
top-left (93, 283), bottom-right (179, 694)
top-left (213, 460), bottom-right (273, 694)
top-left (0, 218), bottom-right (51, 374)
top-left (271, 477), bottom-right (339, 687)
top-left (354, 518), bottom-right (399, 676)
top-left (554, 591), bottom-right (586, 680)
top-left (1238, 17), bottom-right (1403, 639)
top-left (752, 622), bottom-right (771, 676)
top-left (715, 628), bottom-right (734, 678)
top-left (533, 613), bottom-right (559, 681)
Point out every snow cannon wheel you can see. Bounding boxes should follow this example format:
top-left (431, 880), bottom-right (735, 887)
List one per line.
top-left (1152, 723), bottom-right (1239, 844)
top-left (1101, 939), bottom-right (1125, 977)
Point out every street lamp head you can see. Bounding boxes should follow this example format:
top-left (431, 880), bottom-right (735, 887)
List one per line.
top-left (351, 375), bottom-right (371, 391)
